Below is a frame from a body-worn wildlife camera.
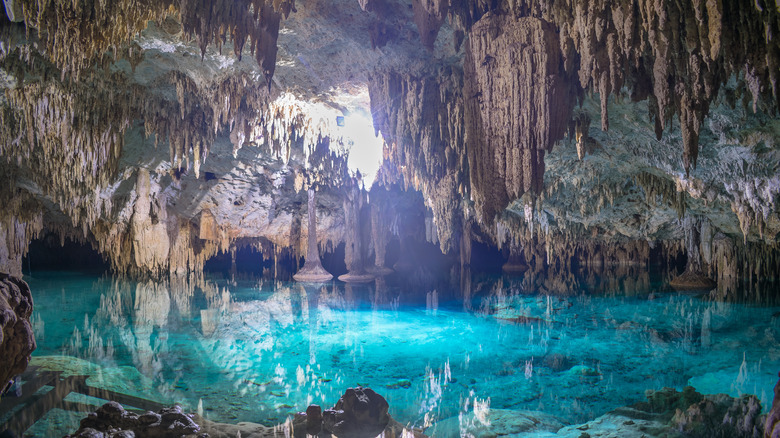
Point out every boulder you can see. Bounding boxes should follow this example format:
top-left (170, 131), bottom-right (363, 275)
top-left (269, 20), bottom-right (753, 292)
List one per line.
top-left (67, 402), bottom-right (201, 438)
top-left (322, 387), bottom-right (390, 438)
top-left (0, 273), bottom-right (35, 394)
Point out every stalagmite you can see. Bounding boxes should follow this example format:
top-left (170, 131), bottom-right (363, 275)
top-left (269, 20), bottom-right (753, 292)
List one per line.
top-left (293, 189), bottom-right (333, 283)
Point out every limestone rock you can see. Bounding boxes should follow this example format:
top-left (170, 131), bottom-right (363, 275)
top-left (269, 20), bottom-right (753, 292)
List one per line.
top-left (66, 402), bottom-right (201, 438)
top-left (558, 386), bottom-right (767, 438)
top-left (322, 387), bottom-right (391, 438)
top-left (766, 373), bottom-right (780, 438)
top-left (293, 189), bottom-right (333, 283)
top-left (0, 272), bottom-right (35, 393)
top-left (464, 13), bottom-right (573, 223)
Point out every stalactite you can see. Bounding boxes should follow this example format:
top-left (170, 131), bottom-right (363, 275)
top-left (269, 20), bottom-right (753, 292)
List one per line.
top-left (17, 0), bottom-right (175, 79)
top-left (0, 50), bottom-right (134, 229)
top-left (368, 187), bottom-right (393, 275)
top-left (0, 197), bottom-right (42, 277)
top-left (17, 0), bottom-right (296, 86)
top-left (411, 0), bottom-right (448, 49)
top-left (369, 65), bottom-right (467, 254)
top-left (464, 14), bottom-right (573, 223)
top-left (633, 171), bottom-right (686, 218)
top-left (447, 0), bottom-right (780, 175)
top-left (669, 215), bottom-right (716, 290)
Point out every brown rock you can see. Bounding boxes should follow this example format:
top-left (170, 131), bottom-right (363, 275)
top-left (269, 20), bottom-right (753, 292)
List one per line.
top-left (0, 273), bottom-right (35, 394)
top-left (766, 373), bottom-right (780, 438)
top-left (305, 404), bottom-right (323, 436)
top-left (464, 13), bottom-right (573, 223)
top-left (323, 387), bottom-right (390, 438)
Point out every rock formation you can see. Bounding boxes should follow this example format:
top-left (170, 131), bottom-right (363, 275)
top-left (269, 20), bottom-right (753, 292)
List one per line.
top-left (322, 387), bottom-right (391, 438)
top-left (65, 401), bottom-right (201, 438)
top-left (338, 178), bottom-right (375, 283)
top-left (0, 273), bottom-right (35, 394)
top-left (0, 0), bottom-right (776, 290)
top-left (465, 13), bottom-right (573, 223)
top-left (295, 387), bottom-right (403, 438)
top-left (292, 189), bottom-right (333, 282)
top-left (767, 373), bottom-right (780, 438)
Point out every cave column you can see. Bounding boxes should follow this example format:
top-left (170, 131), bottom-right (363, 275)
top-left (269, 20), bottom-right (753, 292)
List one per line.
top-left (293, 189), bottom-right (333, 283)
top-left (368, 189), bottom-right (393, 275)
top-left (338, 180), bottom-right (374, 283)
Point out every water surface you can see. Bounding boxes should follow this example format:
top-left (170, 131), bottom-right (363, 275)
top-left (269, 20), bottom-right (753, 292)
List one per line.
top-left (17, 270), bottom-right (780, 436)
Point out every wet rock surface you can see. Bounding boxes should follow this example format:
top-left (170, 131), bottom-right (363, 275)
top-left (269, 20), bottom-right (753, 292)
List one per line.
top-left (322, 387), bottom-right (390, 438)
top-left (0, 272), bottom-right (35, 393)
top-left (67, 402), bottom-right (202, 438)
top-left (766, 374), bottom-right (780, 438)
top-left (292, 387), bottom-right (426, 438)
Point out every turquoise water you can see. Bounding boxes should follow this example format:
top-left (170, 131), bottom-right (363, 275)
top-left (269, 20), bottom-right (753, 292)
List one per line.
top-left (21, 270), bottom-right (780, 434)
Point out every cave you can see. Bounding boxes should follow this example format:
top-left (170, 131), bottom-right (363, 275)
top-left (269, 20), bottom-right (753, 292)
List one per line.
top-left (1, 0), bottom-right (779, 437)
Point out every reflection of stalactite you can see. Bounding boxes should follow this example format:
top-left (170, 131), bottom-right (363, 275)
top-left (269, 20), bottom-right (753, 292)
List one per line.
top-left (132, 281), bottom-right (171, 377)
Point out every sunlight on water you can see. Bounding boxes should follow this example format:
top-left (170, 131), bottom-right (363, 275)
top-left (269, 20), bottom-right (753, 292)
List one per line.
top-left (16, 271), bottom-right (780, 436)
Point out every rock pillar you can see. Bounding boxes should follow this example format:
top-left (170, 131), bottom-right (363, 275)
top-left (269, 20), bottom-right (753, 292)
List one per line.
top-left (339, 181), bottom-right (374, 283)
top-left (369, 189), bottom-right (392, 275)
top-left (293, 189), bottom-right (333, 283)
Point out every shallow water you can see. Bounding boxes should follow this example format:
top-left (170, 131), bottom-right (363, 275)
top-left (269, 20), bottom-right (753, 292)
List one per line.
top-left (13, 270), bottom-right (780, 436)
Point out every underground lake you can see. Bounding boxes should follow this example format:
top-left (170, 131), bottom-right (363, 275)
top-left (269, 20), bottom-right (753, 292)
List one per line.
top-left (4, 268), bottom-right (777, 437)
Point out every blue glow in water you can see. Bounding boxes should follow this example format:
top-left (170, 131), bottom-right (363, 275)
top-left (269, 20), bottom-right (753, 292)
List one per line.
top-left (23, 271), bottom-right (780, 434)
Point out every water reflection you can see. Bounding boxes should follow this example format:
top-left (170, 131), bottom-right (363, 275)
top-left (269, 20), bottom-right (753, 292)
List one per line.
top-left (20, 267), bottom-right (780, 434)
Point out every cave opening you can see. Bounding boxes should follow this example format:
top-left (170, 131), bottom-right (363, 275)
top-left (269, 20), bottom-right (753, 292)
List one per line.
top-left (22, 232), bottom-right (109, 275)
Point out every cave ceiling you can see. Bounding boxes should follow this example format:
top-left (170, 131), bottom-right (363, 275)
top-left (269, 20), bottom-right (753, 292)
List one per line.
top-left (0, 0), bottom-right (778, 279)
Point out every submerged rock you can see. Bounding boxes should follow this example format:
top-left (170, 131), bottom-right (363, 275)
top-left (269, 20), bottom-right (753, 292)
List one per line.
top-left (558, 386), bottom-right (767, 438)
top-left (0, 273), bottom-right (35, 394)
top-left (431, 409), bottom-right (565, 437)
